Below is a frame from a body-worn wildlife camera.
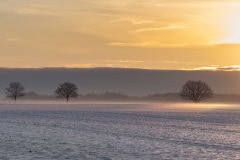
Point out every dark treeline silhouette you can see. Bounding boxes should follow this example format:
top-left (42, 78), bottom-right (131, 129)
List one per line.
top-left (16, 91), bottom-right (55, 100)
top-left (4, 91), bottom-right (240, 103)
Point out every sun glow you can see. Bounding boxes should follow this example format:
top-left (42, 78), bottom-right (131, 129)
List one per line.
top-left (219, 3), bottom-right (240, 43)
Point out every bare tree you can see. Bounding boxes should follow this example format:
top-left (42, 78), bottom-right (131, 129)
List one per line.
top-left (180, 80), bottom-right (213, 103)
top-left (55, 82), bottom-right (79, 102)
top-left (5, 82), bottom-right (25, 102)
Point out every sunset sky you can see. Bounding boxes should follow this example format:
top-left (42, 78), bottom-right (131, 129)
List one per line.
top-left (1, 0), bottom-right (240, 70)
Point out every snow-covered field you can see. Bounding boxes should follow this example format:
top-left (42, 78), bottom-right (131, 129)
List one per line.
top-left (0, 103), bottom-right (239, 159)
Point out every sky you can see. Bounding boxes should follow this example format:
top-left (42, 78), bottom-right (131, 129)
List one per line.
top-left (1, 0), bottom-right (240, 70)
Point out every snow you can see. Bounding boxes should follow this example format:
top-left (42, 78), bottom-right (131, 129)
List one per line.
top-left (0, 104), bottom-right (239, 159)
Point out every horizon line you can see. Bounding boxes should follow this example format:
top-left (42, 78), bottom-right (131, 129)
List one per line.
top-left (0, 67), bottom-right (240, 72)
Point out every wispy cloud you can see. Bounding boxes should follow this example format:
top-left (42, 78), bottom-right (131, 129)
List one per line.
top-left (108, 42), bottom-right (151, 47)
top-left (111, 18), bottom-right (154, 25)
top-left (194, 66), bottom-right (240, 71)
top-left (130, 26), bottom-right (183, 33)
top-left (216, 66), bottom-right (240, 71)
top-left (118, 60), bottom-right (142, 63)
top-left (108, 42), bottom-right (188, 47)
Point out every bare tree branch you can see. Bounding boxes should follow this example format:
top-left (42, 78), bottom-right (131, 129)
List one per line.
top-left (180, 80), bottom-right (213, 103)
top-left (5, 82), bottom-right (25, 102)
top-left (55, 82), bottom-right (79, 102)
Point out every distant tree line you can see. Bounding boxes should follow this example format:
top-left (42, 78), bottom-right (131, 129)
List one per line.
top-left (3, 80), bottom-right (214, 103)
top-left (6, 91), bottom-right (240, 103)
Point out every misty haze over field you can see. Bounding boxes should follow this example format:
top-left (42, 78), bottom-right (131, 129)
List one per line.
top-left (0, 68), bottom-right (240, 99)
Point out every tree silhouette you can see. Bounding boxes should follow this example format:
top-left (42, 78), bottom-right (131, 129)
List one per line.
top-left (5, 82), bottom-right (25, 102)
top-left (55, 82), bottom-right (79, 102)
top-left (180, 80), bottom-right (213, 103)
